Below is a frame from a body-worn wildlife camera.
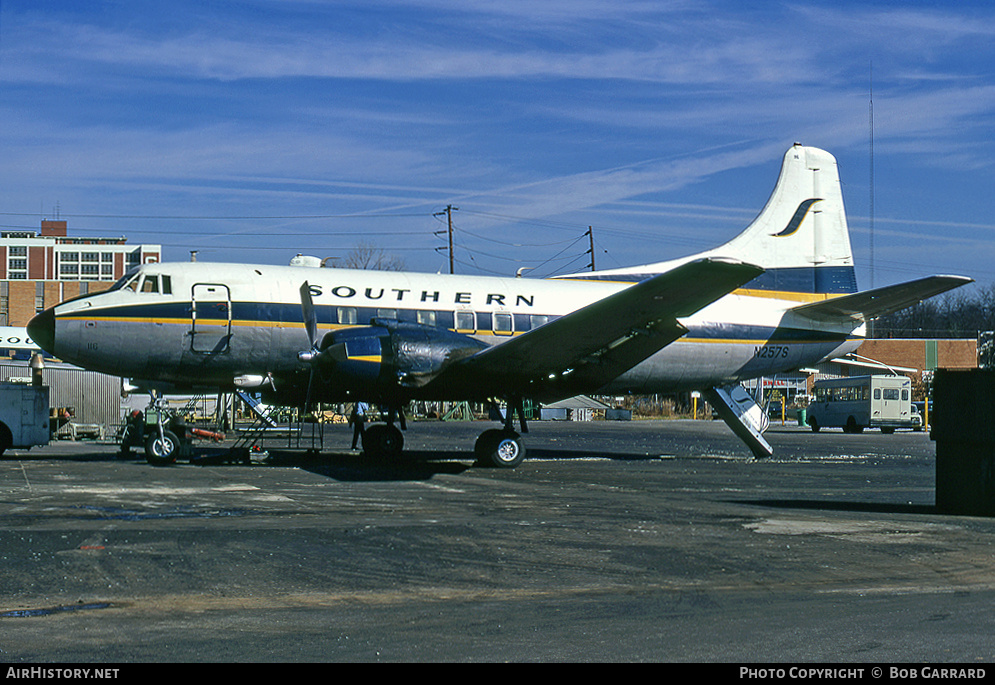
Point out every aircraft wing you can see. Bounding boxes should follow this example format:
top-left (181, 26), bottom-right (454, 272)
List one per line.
top-left (436, 258), bottom-right (764, 396)
top-left (787, 275), bottom-right (973, 326)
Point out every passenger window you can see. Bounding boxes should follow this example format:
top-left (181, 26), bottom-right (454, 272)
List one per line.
top-left (530, 314), bottom-right (549, 329)
top-left (493, 313), bottom-right (513, 334)
top-left (417, 310), bottom-right (437, 326)
top-left (873, 389), bottom-right (881, 400)
top-left (377, 309), bottom-right (397, 319)
top-left (455, 311), bottom-right (475, 332)
top-left (337, 307), bottom-right (358, 325)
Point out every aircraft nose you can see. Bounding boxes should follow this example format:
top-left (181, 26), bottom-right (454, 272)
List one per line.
top-left (27, 308), bottom-right (55, 354)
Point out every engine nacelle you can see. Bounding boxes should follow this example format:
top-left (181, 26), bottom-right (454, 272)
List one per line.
top-left (322, 319), bottom-right (487, 388)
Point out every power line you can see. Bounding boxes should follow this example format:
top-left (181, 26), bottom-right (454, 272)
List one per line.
top-left (542, 254), bottom-right (591, 278)
top-left (457, 209), bottom-right (592, 232)
top-left (454, 225), bottom-right (582, 248)
top-left (529, 234), bottom-right (589, 275)
top-left (157, 242), bottom-right (439, 252)
top-left (0, 211), bottom-right (432, 220)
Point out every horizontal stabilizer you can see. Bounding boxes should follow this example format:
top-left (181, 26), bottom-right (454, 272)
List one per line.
top-left (787, 275), bottom-right (973, 327)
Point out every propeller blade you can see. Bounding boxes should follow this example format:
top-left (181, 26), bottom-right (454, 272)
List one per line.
top-left (298, 281), bottom-right (323, 416)
top-left (300, 281), bottom-right (318, 351)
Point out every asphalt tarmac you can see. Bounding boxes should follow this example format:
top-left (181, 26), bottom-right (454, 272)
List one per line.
top-left (1, 419), bottom-right (994, 663)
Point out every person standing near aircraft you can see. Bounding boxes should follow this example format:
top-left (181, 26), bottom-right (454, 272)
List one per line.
top-left (350, 401), bottom-right (368, 450)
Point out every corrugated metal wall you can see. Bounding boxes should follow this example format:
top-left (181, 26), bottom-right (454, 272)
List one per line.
top-left (0, 361), bottom-right (122, 429)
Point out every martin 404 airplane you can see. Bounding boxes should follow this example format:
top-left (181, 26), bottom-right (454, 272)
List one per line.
top-left (27, 144), bottom-right (971, 466)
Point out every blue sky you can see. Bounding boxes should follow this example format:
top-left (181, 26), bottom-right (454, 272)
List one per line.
top-left (1, 1), bottom-right (994, 292)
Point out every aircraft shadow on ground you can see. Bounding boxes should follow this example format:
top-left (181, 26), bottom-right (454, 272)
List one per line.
top-left (3, 450), bottom-right (133, 464)
top-left (292, 451), bottom-right (473, 482)
top-left (269, 447), bottom-right (669, 482)
top-left (190, 444), bottom-right (672, 482)
top-left (291, 447), bottom-right (692, 482)
top-left (520, 447), bottom-right (688, 462)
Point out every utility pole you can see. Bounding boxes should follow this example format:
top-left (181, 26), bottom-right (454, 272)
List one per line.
top-left (447, 205), bottom-right (456, 275)
top-left (587, 226), bottom-right (595, 271)
top-left (434, 205), bottom-right (458, 274)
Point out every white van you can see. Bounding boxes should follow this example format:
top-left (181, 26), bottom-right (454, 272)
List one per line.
top-left (807, 375), bottom-right (921, 434)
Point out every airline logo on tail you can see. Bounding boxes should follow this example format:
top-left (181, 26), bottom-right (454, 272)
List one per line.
top-left (772, 198), bottom-right (822, 237)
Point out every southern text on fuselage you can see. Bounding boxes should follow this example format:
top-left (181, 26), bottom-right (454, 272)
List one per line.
top-left (305, 283), bottom-right (536, 308)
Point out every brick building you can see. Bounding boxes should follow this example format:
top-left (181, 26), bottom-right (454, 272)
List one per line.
top-left (856, 338), bottom-right (978, 374)
top-left (1, 219), bottom-right (161, 326)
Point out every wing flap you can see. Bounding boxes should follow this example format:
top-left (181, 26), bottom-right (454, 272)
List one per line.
top-left (440, 258), bottom-right (763, 392)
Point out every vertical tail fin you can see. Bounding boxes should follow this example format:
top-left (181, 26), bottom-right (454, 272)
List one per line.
top-left (570, 144), bottom-right (857, 296)
top-left (714, 144), bottom-right (856, 295)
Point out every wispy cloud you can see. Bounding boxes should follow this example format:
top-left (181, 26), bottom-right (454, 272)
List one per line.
top-left (0, 1), bottom-right (820, 88)
top-left (1, 1), bottom-right (994, 282)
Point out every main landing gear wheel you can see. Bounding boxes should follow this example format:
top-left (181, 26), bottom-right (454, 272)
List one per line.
top-left (474, 429), bottom-right (526, 468)
top-left (363, 423), bottom-right (404, 459)
top-left (145, 429), bottom-right (180, 466)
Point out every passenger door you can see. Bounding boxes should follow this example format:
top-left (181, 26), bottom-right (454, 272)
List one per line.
top-left (190, 283), bottom-right (232, 353)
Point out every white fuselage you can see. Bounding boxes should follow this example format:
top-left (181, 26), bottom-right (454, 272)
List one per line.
top-left (34, 261), bottom-right (861, 402)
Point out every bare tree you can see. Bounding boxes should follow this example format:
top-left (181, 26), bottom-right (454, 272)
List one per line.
top-left (874, 282), bottom-right (995, 339)
top-left (342, 242), bottom-right (406, 271)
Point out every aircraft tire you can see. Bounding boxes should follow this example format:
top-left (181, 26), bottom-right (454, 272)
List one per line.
top-left (145, 429), bottom-right (180, 466)
top-left (809, 418), bottom-right (820, 433)
top-left (363, 424), bottom-right (404, 459)
top-left (474, 429), bottom-right (525, 468)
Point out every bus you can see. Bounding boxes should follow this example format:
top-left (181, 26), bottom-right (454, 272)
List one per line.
top-left (807, 375), bottom-right (922, 434)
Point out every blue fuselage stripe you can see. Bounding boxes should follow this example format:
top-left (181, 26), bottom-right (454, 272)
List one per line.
top-left (572, 266), bottom-right (858, 294)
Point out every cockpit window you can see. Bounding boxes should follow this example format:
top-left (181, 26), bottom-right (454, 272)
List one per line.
top-left (110, 268), bottom-right (141, 293)
top-left (133, 274), bottom-right (173, 295)
top-left (109, 268), bottom-right (172, 295)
